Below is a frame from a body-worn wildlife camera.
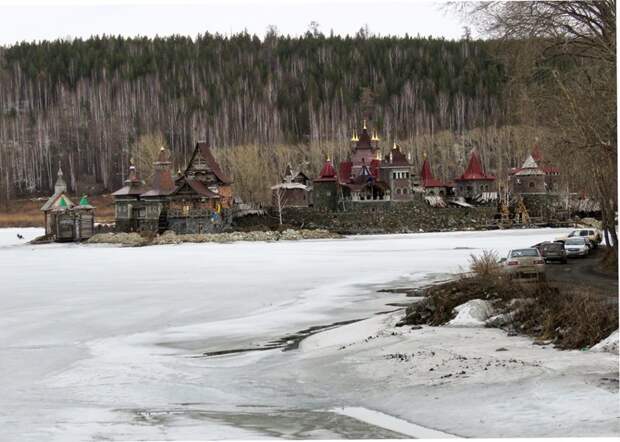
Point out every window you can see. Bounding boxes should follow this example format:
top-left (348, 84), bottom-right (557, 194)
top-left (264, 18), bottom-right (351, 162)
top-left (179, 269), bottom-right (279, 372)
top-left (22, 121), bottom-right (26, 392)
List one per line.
top-left (396, 188), bottom-right (401, 195)
top-left (529, 182), bottom-right (535, 188)
top-left (403, 188), bottom-right (408, 194)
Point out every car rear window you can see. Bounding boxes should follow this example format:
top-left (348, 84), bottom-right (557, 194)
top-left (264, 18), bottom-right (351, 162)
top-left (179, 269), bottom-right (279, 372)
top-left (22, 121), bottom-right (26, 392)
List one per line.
top-left (566, 238), bottom-right (585, 245)
top-left (580, 231), bottom-right (589, 236)
top-left (510, 249), bottom-right (539, 257)
top-left (543, 243), bottom-right (563, 251)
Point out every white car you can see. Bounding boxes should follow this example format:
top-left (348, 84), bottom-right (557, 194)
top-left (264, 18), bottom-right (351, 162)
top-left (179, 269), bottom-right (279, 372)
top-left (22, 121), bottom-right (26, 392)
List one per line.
top-left (501, 248), bottom-right (546, 280)
top-left (564, 237), bottom-right (590, 257)
top-left (557, 229), bottom-right (602, 246)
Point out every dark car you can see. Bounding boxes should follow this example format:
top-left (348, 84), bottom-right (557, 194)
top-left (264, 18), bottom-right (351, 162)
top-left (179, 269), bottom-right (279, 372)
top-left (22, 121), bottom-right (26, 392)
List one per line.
top-left (533, 241), bottom-right (567, 264)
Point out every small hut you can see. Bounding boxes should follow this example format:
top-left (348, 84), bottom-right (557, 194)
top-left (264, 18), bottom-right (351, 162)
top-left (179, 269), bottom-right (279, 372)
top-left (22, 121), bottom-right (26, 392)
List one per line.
top-left (41, 164), bottom-right (95, 242)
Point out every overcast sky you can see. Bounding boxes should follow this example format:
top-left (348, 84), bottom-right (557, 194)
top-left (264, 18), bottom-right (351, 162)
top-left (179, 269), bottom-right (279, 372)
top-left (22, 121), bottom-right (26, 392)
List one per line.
top-left (0, 0), bottom-right (469, 46)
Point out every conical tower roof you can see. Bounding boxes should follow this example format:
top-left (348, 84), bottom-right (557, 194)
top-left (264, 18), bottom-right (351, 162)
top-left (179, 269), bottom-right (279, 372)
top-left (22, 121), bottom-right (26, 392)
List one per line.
top-left (420, 155), bottom-right (445, 187)
top-left (457, 150), bottom-right (495, 181)
top-left (316, 158), bottom-right (337, 181)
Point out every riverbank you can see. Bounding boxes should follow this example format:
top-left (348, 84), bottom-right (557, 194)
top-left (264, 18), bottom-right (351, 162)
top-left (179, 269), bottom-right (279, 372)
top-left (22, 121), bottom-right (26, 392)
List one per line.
top-left (85, 228), bottom-right (341, 246)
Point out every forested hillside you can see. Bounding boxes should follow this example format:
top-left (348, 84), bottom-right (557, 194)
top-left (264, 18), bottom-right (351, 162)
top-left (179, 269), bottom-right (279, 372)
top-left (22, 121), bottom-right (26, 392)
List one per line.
top-left (0, 32), bottom-right (509, 202)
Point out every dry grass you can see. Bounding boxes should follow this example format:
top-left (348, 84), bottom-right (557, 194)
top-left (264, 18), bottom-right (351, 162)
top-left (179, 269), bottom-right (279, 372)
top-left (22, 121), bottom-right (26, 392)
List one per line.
top-left (404, 274), bottom-right (523, 326)
top-left (469, 249), bottom-right (502, 276)
top-left (599, 246), bottom-right (618, 275)
top-left (514, 287), bottom-right (618, 349)
top-left (0, 195), bottom-right (115, 228)
top-left (404, 271), bottom-right (618, 350)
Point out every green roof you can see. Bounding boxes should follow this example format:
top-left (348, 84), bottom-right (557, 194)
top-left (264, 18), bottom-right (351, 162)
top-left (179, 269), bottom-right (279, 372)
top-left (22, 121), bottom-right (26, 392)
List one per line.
top-left (58, 196), bottom-right (67, 207)
top-left (79, 195), bottom-right (90, 206)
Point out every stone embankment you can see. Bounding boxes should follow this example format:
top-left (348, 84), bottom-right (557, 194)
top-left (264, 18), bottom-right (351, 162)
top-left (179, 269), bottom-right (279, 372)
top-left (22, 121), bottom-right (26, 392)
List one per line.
top-left (87, 229), bottom-right (340, 247)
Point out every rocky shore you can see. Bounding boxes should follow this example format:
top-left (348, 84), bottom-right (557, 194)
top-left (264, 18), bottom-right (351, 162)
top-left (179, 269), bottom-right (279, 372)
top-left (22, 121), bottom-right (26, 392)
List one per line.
top-left (87, 228), bottom-right (341, 246)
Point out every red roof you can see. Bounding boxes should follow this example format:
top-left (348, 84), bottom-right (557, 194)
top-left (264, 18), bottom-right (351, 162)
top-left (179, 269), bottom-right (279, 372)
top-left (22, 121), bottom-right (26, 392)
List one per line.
top-left (456, 151), bottom-right (495, 181)
top-left (315, 159), bottom-right (337, 182)
top-left (338, 161), bottom-right (353, 183)
top-left (420, 157), bottom-right (446, 188)
top-left (370, 159), bottom-right (381, 178)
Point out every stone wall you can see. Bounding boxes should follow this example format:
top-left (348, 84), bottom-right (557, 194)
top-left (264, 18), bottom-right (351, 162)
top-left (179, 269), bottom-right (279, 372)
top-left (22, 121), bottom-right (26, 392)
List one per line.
top-left (521, 193), bottom-right (563, 220)
top-left (234, 200), bottom-right (496, 234)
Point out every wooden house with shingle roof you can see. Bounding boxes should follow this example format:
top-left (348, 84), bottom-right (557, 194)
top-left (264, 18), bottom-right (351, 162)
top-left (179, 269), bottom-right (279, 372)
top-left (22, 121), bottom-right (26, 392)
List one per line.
top-left (112, 140), bottom-right (234, 235)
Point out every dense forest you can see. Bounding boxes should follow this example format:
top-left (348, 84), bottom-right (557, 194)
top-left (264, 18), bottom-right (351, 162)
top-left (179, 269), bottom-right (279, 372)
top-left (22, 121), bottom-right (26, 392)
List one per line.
top-left (0, 32), bottom-right (513, 202)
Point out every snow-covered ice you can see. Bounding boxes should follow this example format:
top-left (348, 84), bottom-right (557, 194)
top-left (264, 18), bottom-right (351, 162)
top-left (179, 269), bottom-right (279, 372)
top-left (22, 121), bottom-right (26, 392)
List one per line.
top-left (0, 227), bottom-right (618, 439)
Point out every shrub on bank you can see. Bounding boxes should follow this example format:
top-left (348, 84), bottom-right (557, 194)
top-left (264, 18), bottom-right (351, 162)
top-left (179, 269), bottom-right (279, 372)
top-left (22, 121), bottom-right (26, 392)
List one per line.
top-left (403, 249), bottom-right (619, 350)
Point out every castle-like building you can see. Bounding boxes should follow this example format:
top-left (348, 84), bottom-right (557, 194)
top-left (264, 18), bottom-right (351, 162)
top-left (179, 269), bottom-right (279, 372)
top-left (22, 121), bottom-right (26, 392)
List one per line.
top-left (312, 122), bottom-right (420, 210)
top-left (112, 141), bottom-right (232, 234)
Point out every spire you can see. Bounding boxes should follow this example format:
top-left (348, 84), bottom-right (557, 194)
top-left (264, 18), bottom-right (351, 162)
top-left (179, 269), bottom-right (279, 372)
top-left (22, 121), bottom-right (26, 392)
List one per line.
top-left (392, 141), bottom-right (397, 150)
top-left (156, 146), bottom-right (170, 164)
top-left (125, 158), bottom-right (141, 185)
top-left (363, 119), bottom-right (367, 130)
top-left (54, 160), bottom-right (67, 194)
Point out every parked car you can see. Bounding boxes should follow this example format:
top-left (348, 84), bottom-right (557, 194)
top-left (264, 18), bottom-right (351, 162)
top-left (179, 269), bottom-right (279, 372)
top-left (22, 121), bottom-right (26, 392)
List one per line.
top-left (564, 237), bottom-right (590, 257)
top-left (533, 241), bottom-right (567, 264)
top-left (557, 229), bottom-right (602, 247)
top-left (501, 248), bottom-right (546, 280)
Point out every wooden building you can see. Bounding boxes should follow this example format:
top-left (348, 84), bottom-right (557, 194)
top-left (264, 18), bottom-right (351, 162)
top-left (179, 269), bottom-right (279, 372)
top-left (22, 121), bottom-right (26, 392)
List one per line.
top-left (112, 141), bottom-right (234, 235)
top-left (41, 165), bottom-right (95, 241)
top-left (271, 165), bottom-right (313, 208)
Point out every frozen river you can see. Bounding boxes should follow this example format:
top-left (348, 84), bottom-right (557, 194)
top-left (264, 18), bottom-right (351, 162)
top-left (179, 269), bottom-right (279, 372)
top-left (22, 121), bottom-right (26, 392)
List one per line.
top-left (1, 227), bottom-right (617, 440)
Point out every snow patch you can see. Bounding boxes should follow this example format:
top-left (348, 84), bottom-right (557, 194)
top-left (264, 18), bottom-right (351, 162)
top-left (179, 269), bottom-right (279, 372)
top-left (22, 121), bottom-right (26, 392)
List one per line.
top-left (332, 407), bottom-right (458, 439)
top-left (447, 299), bottom-right (494, 327)
top-left (591, 330), bottom-right (619, 354)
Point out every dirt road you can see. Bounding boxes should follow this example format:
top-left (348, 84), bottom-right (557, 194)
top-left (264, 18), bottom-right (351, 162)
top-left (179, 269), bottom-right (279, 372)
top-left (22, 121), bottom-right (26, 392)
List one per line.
top-left (545, 247), bottom-right (618, 304)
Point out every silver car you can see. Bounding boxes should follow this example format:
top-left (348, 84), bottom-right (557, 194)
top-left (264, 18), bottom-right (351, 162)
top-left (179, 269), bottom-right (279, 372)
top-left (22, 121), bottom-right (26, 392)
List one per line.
top-left (502, 248), bottom-right (546, 280)
top-left (564, 237), bottom-right (590, 257)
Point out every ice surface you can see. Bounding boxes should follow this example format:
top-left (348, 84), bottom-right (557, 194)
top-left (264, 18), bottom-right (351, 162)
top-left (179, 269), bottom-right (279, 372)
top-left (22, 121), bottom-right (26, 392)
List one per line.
top-left (1, 227), bottom-right (618, 439)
